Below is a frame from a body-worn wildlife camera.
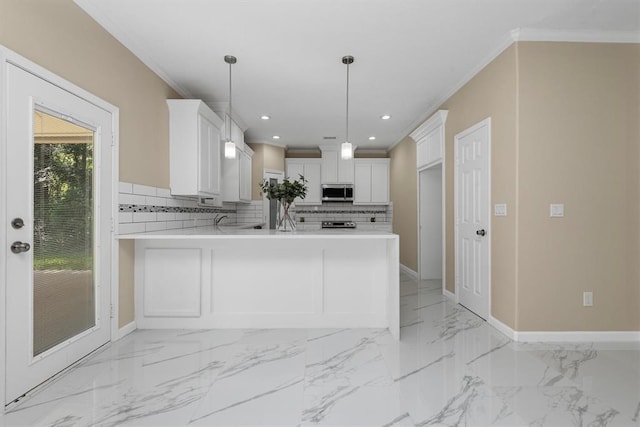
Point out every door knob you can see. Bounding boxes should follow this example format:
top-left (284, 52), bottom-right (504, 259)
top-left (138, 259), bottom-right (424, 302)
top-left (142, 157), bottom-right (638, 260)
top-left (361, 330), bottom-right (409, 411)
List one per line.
top-left (476, 229), bottom-right (486, 237)
top-left (11, 241), bottom-right (30, 254)
top-left (11, 218), bottom-right (24, 229)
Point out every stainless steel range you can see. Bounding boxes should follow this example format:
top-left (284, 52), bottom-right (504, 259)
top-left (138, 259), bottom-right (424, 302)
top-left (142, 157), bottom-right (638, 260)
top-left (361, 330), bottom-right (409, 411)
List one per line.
top-left (321, 220), bottom-right (356, 229)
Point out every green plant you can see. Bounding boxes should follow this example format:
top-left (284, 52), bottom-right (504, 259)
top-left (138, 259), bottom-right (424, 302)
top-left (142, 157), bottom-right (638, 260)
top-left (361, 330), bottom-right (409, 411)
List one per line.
top-left (259, 175), bottom-right (308, 231)
top-left (259, 175), bottom-right (308, 203)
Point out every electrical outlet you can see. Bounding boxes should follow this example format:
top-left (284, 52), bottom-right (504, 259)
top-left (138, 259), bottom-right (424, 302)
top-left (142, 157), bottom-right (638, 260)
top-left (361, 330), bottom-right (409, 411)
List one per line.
top-left (583, 291), bottom-right (593, 307)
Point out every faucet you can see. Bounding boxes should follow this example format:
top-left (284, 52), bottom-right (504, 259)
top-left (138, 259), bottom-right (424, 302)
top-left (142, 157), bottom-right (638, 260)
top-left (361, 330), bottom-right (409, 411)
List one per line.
top-left (214, 214), bottom-right (228, 226)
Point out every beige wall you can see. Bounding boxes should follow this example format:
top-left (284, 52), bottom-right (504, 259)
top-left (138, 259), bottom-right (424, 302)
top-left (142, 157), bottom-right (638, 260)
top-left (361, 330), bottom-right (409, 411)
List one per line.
top-left (248, 143), bottom-right (285, 200)
top-left (389, 137), bottom-right (418, 270)
top-left (516, 42), bottom-right (640, 331)
top-left (439, 45), bottom-right (519, 328)
top-left (1, 0), bottom-right (181, 327)
top-left (393, 42), bottom-right (640, 332)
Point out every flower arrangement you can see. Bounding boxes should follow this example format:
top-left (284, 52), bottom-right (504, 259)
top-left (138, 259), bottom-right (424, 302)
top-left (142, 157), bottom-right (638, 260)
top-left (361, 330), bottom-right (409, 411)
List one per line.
top-left (259, 175), bottom-right (308, 231)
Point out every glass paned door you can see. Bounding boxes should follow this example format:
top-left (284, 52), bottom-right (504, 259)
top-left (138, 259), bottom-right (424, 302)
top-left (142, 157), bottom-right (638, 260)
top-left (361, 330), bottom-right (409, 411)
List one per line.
top-left (5, 63), bottom-right (112, 404)
top-left (32, 110), bottom-right (96, 356)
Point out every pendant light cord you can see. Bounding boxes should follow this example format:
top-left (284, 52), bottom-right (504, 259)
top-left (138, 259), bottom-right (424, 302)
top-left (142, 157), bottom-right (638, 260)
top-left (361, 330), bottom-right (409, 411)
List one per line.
top-left (345, 61), bottom-right (350, 143)
top-left (228, 61), bottom-right (232, 142)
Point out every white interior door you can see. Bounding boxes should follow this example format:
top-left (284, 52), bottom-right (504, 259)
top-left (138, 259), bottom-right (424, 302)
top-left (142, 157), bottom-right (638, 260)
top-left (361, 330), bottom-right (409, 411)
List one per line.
top-left (455, 118), bottom-right (490, 320)
top-left (5, 64), bottom-right (112, 404)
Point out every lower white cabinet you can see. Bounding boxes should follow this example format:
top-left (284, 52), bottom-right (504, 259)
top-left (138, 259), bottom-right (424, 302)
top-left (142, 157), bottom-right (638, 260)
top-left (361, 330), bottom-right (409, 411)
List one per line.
top-left (285, 158), bottom-right (321, 205)
top-left (223, 145), bottom-right (253, 203)
top-left (354, 158), bottom-right (390, 205)
top-left (131, 234), bottom-right (400, 338)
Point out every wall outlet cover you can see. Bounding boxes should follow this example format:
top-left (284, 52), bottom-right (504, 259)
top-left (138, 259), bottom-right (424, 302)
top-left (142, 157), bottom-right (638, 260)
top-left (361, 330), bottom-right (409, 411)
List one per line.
top-left (494, 203), bottom-right (507, 216)
top-left (550, 203), bottom-right (564, 217)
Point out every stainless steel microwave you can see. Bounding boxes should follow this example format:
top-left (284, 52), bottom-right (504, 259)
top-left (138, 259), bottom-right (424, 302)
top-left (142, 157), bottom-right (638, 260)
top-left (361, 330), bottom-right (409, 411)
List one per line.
top-left (321, 184), bottom-right (354, 202)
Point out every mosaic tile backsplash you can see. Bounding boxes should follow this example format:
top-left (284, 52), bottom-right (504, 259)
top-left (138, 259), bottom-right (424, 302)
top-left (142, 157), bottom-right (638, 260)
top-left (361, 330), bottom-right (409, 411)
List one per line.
top-left (118, 182), bottom-right (392, 234)
top-left (118, 182), bottom-right (237, 234)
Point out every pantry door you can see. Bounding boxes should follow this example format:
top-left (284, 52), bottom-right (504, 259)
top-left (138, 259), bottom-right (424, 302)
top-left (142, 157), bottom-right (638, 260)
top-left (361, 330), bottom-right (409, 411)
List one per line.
top-left (5, 63), bottom-right (112, 404)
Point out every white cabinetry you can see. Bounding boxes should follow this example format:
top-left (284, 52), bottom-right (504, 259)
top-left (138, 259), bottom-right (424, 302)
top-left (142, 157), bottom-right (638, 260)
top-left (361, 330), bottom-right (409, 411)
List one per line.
top-left (354, 159), bottom-right (390, 205)
top-left (285, 159), bottom-right (322, 205)
top-left (410, 110), bottom-right (448, 169)
top-left (320, 145), bottom-right (354, 184)
top-left (167, 100), bottom-right (223, 197)
top-left (223, 144), bottom-right (253, 203)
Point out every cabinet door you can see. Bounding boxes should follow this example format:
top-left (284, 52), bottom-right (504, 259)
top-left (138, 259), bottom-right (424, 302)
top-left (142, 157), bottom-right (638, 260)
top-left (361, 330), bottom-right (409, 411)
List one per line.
top-left (321, 150), bottom-right (338, 183)
top-left (198, 114), bottom-right (218, 195)
top-left (370, 162), bottom-right (389, 204)
top-left (286, 161), bottom-right (304, 181)
top-left (239, 151), bottom-right (252, 201)
top-left (338, 157), bottom-right (354, 184)
top-left (304, 162), bottom-right (322, 204)
top-left (354, 162), bottom-right (371, 204)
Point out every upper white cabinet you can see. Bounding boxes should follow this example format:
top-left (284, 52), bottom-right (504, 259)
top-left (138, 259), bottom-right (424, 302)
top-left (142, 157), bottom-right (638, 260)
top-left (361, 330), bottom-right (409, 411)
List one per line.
top-left (285, 159), bottom-right (322, 205)
top-left (222, 114), bottom-right (245, 151)
top-left (320, 145), bottom-right (354, 184)
top-left (410, 110), bottom-right (448, 169)
top-left (167, 100), bottom-right (223, 197)
top-left (354, 159), bottom-right (390, 205)
top-left (223, 144), bottom-right (253, 203)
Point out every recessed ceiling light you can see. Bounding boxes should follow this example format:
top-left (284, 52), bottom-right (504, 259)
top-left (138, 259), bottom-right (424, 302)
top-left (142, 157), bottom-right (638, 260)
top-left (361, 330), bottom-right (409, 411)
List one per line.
top-left (380, 114), bottom-right (391, 120)
top-left (272, 135), bottom-right (280, 140)
top-left (260, 115), bottom-right (270, 120)
top-left (368, 136), bottom-right (376, 141)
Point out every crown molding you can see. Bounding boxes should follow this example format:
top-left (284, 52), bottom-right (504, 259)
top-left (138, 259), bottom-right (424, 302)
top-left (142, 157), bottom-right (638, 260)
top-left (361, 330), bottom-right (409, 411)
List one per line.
top-left (409, 110), bottom-right (448, 143)
top-left (205, 101), bottom-right (249, 132)
top-left (74, 0), bottom-right (193, 99)
top-left (245, 140), bottom-right (288, 150)
top-left (514, 28), bottom-right (640, 43)
top-left (388, 27), bottom-right (640, 153)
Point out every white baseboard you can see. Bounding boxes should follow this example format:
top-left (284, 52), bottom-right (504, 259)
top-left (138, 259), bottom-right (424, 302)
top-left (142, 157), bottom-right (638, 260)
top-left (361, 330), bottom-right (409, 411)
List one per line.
top-left (488, 316), bottom-right (640, 342)
top-left (488, 315), bottom-right (516, 340)
top-left (399, 264), bottom-right (418, 279)
top-left (515, 330), bottom-right (640, 343)
top-left (116, 321), bottom-right (136, 340)
top-left (443, 288), bottom-right (456, 302)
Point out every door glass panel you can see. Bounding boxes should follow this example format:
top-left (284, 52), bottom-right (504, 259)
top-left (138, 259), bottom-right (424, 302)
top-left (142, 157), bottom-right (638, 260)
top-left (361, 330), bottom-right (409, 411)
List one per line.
top-left (33, 109), bottom-right (95, 356)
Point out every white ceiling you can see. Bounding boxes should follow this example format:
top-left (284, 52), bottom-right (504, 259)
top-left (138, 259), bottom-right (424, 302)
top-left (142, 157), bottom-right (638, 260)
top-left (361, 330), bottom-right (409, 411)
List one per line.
top-left (74, 0), bottom-right (639, 151)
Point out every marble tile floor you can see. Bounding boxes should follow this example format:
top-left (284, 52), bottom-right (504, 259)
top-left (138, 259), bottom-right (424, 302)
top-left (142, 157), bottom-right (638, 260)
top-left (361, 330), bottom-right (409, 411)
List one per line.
top-left (2, 272), bottom-right (639, 426)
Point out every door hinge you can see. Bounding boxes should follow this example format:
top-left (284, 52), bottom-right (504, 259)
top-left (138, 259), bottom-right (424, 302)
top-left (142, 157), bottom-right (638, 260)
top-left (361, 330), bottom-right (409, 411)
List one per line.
top-left (110, 218), bottom-right (115, 233)
top-left (110, 304), bottom-right (115, 319)
top-left (111, 135), bottom-right (115, 147)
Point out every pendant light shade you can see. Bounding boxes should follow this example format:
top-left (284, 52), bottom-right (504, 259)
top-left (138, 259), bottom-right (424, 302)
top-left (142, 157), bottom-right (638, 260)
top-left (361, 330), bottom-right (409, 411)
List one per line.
top-left (341, 55), bottom-right (354, 160)
top-left (224, 55), bottom-right (237, 159)
top-left (225, 140), bottom-right (236, 158)
top-left (341, 141), bottom-right (353, 160)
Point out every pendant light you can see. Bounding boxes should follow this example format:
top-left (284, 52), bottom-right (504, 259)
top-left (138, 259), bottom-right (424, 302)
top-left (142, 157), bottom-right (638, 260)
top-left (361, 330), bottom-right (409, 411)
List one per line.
top-left (341, 55), bottom-right (354, 160)
top-left (224, 55), bottom-right (237, 159)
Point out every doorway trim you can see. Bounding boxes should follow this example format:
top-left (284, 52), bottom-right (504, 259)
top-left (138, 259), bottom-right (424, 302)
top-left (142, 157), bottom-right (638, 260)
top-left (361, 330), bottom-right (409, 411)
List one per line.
top-left (262, 169), bottom-right (284, 228)
top-left (0, 45), bottom-right (120, 411)
top-left (453, 117), bottom-right (492, 315)
top-left (417, 161), bottom-right (446, 293)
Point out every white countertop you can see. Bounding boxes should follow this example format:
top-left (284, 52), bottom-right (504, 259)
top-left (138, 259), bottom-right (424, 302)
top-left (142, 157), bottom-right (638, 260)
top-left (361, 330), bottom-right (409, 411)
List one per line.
top-left (118, 226), bottom-right (397, 240)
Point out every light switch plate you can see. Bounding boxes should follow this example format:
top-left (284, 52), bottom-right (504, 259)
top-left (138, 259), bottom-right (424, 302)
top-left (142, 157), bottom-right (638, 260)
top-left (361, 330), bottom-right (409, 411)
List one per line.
top-left (550, 203), bottom-right (564, 217)
top-left (494, 204), bottom-right (507, 216)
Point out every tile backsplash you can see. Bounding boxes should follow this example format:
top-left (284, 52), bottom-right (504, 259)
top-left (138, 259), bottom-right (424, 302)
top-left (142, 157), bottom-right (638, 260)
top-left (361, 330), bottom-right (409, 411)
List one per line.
top-left (118, 182), bottom-right (236, 234)
top-left (294, 202), bottom-right (393, 231)
top-left (118, 183), bottom-right (393, 234)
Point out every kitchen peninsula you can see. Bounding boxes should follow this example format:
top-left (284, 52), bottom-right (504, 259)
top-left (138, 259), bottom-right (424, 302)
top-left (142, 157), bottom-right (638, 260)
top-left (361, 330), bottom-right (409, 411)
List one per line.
top-left (119, 227), bottom-right (400, 339)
